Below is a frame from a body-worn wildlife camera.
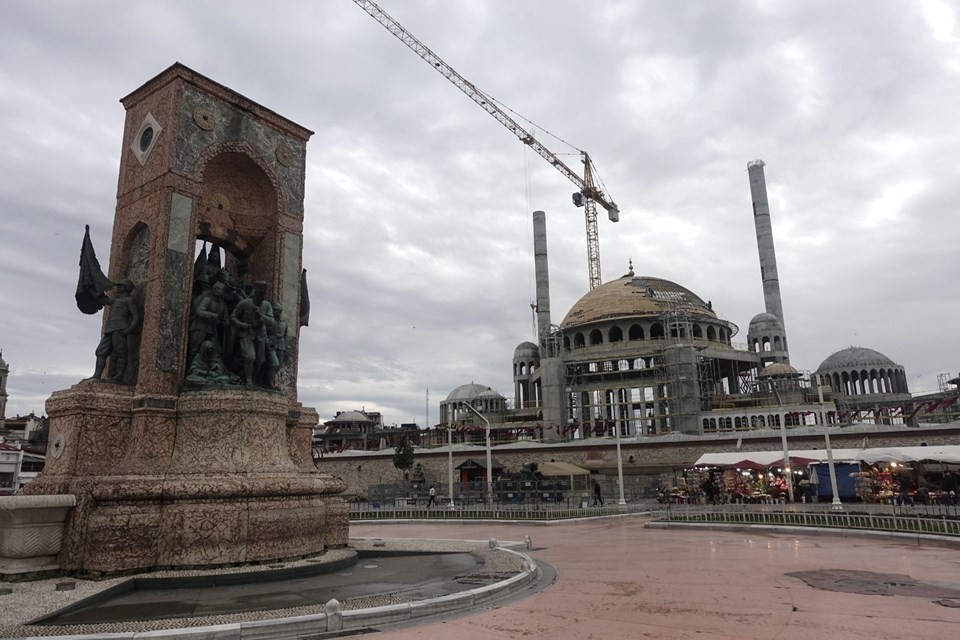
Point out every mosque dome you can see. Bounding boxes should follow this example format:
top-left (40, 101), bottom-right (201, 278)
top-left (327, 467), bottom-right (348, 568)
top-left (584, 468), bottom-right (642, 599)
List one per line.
top-left (327, 410), bottom-right (372, 424)
top-left (561, 274), bottom-right (717, 329)
top-left (817, 347), bottom-right (897, 372)
top-left (759, 362), bottom-right (799, 378)
top-left (478, 388), bottom-right (505, 400)
top-left (513, 341), bottom-right (539, 359)
top-left (748, 312), bottom-right (783, 334)
top-left (445, 383), bottom-right (498, 402)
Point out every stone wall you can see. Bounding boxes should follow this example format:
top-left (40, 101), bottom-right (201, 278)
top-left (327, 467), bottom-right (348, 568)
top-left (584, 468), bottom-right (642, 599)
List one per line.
top-left (316, 426), bottom-right (960, 499)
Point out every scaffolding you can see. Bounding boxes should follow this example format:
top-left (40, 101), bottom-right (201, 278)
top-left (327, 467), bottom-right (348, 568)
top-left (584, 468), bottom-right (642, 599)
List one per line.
top-left (560, 308), bottom-right (725, 438)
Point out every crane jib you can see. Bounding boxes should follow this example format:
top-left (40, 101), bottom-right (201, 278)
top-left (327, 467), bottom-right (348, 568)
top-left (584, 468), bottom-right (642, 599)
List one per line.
top-left (353, 0), bottom-right (620, 290)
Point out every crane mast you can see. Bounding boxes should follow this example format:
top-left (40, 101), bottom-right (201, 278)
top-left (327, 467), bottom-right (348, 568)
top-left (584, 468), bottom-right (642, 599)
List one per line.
top-left (353, 0), bottom-right (619, 290)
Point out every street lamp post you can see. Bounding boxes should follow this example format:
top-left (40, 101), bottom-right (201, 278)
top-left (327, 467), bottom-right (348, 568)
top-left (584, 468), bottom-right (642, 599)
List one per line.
top-left (614, 422), bottom-right (626, 505)
top-left (816, 374), bottom-right (843, 509)
top-left (460, 401), bottom-right (493, 506)
top-left (447, 425), bottom-right (456, 511)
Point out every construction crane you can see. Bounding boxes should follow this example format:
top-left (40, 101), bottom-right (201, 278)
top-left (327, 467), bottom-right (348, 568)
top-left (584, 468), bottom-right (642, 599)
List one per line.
top-left (352, 0), bottom-right (620, 290)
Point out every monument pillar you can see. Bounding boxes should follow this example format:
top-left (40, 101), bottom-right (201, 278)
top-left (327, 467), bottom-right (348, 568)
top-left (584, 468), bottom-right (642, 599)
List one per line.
top-left (25, 64), bottom-right (347, 574)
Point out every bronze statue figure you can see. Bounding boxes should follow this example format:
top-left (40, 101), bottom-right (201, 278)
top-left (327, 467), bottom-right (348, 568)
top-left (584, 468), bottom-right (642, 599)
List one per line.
top-left (230, 280), bottom-right (276, 386)
top-left (87, 279), bottom-right (140, 383)
top-left (187, 280), bottom-right (229, 364)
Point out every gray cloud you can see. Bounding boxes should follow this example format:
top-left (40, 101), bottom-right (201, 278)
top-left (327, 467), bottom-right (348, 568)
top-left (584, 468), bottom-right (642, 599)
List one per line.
top-left (2, 0), bottom-right (957, 425)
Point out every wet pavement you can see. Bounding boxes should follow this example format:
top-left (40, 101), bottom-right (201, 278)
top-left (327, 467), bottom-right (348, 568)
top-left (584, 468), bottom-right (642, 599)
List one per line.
top-left (349, 518), bottom-right (960, 639)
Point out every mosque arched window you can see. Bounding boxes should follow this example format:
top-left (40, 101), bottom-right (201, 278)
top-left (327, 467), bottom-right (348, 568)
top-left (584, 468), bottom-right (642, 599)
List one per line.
top-left (692, 324), bottom-right (702, 338)
top-left (650, 322), bottom-right (664, 339)
top-left (762, 337), bottom-right (771, 352)
top-left (590, 329), bottom-right (603, 345)
top-left (563, 336), bottom-right (570, 350)
top-left (628, 324), bottom-right (644, 340)
top-left (618, 359), bottom-right (630, 371)
top-left (774, 336), bottom-right (781, 350)
top-left (706, 326), bottom-right (717, 341)
top-left (609, 326), bottom-right (623, 342)
top-left (529, 362), bottom-right (537, 374)
top-left (574, 333), bottom-right (585, 348)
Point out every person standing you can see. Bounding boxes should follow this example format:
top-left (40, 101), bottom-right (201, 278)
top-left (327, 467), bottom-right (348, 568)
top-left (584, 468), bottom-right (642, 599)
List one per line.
top-left (592, 479), bottom-right (604, 506)
top-left (427, 485), bottom-right (438, 509)
top-left (942, 471), bottom-right (957, 505)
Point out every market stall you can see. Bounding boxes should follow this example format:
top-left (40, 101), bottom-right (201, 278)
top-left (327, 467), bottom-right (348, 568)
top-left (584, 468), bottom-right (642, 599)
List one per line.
top-left (851, 446), bottom-right (960, 504)
top-left (693, 446), bottom-right (960, 504)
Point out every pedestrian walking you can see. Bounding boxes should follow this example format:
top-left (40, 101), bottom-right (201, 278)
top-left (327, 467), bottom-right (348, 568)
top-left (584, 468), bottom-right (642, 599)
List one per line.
top-left (427, 485), bottom-right (438, 508)
top-left (592, 479), bottom-right (604, 506)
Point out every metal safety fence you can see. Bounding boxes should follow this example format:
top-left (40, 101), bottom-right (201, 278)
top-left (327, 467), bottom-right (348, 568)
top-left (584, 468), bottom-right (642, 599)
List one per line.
top-left (651, 503), bottom-right (960, 538)
top-left (348, 499), bottom-right (654, 521)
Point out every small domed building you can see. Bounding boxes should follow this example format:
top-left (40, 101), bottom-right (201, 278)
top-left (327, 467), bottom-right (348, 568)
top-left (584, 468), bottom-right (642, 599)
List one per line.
top-left (816, 347), bottom-right (909, 397)
top-left (815, 347), bottom-right (911, 424)
top-left (439, 383), bottom-right (507, 427)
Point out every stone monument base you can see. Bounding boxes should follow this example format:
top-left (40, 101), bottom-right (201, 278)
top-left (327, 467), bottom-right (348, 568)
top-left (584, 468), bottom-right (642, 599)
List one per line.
top-left (24, 384), bottom-right (347, 574)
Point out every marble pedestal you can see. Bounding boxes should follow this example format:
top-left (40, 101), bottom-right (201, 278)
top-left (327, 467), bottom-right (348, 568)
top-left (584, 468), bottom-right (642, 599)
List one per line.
top-left (24, 384), bottom-right (347, 574)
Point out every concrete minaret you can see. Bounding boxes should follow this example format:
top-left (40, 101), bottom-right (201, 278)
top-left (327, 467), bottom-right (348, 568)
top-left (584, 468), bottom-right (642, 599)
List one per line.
top-left (531, 210), bottom-right (566, 439)
top-left (532, 210), bottom-right (553, 340)
top-left (747, 160), bottom-right (786, 328)
top-left (0, 351), bottom-right (8, 429)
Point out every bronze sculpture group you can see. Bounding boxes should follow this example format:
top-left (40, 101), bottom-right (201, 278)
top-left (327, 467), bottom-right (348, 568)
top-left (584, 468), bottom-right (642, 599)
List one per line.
top-left (183, 247), bottom-right (289, 390)
top-left (81, 235), bottom-right (289, 391)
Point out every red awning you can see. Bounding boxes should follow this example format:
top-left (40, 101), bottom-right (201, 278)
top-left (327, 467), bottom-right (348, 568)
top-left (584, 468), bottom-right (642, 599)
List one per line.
top-left (727, 459), bottom-right (766, 471)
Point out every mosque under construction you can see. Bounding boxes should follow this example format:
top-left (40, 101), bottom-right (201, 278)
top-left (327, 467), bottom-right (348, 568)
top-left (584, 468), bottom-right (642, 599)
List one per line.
top-left (318, 160), bottom-right (957, 457)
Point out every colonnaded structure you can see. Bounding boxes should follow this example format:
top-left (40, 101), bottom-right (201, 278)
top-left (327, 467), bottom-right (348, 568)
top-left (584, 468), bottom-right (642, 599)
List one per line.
top-left (21, 63), bottom-right (347, 574)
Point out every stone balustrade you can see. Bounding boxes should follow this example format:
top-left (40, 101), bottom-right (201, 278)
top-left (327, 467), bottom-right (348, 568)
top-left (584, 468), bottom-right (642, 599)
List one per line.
top-left (0, 494), bottom-right (76, 579)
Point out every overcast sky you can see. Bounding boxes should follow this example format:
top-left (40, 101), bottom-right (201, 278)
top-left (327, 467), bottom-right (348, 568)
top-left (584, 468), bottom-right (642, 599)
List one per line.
top-left (2, 0), bottom-right (959, 426)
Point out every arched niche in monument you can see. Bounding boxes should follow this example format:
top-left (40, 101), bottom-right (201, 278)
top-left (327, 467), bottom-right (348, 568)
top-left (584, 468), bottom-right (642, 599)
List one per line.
top-left (197, 148), bottom-right (279, 285)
